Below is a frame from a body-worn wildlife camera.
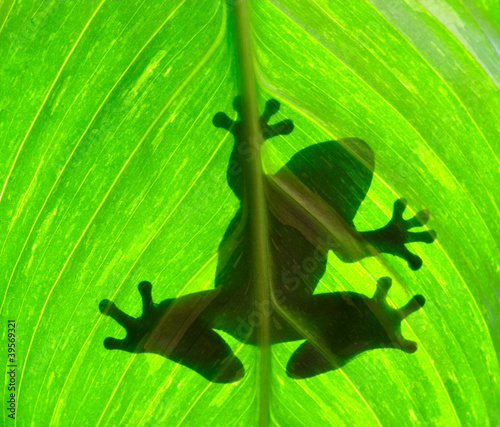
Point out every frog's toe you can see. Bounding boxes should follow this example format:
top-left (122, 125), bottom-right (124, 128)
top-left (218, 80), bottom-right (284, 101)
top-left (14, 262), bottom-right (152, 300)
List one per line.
top-left (212, 112), bottom-right (234, 130)
top-left (397, 294), bottom-right (425, 320)
top-left (138, 281), bottom-right (154, 315)
top-left (99, 299), bottom-right (135, 329)
top-left (264, 120), bottom-right (294, 139)
top-left (401, 247), bottom-right (423, 270)
top-left (394, 336), bottom-right (418, 353)
top-left (407, 230), bottom-right (437, 244)
top-left (103, 337), bottom-right (126, 350)
top-left (99, 299), bottom-right (112, 314)
top-left (263, 99), bottom-right (280, 119)
top-left (406, 209), bottom-right (430, 228)
top-left (392, 198), bottom-right (408, 221)
top-left (373, 276), bottom-right (392, 302)
top-left (138, 280), bottom-right (152, 295)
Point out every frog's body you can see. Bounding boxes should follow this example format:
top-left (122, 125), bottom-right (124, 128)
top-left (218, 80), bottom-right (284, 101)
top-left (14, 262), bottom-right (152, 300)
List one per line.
top-left (99, 99), bottom-right (435, 383)
top-left (208, 137), bottom-right (374, 343)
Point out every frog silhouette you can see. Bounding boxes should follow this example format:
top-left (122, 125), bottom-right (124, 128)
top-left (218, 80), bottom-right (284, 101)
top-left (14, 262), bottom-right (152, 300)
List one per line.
top-left (99, 98), bottom-right (436, 383)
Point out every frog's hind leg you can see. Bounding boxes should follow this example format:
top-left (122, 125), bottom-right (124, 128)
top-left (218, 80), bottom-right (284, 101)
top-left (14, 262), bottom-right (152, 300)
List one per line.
top-left (136, 284), bottom-right (245, 383)
top-left (163, 321), bottom-right (245, 383)
top-left (286, 341), bottom-right (348, 379)
top-left (100, 282), bottom-right (244, 383)
top-left (286, 277), bottom-right (426, 379)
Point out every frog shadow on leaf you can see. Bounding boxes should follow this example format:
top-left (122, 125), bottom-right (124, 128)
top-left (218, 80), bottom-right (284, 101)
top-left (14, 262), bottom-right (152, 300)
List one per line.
top-left (99, 98), bottom-right (436, 383)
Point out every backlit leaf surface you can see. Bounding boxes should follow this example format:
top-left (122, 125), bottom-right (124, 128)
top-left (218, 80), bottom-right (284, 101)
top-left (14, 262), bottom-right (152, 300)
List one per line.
top-left (0, 0), bottom-right (499, 425)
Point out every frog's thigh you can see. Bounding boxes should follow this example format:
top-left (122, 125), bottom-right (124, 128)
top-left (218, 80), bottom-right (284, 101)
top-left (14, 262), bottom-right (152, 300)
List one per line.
top-left (168, 323), bottom-right (244, 383)
top-left (287, 340), bottom-right (346, 379)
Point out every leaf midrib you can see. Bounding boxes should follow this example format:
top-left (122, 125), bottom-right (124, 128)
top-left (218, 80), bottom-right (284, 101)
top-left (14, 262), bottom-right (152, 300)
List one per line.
top-left (232, 1), bottom-right (272, 425)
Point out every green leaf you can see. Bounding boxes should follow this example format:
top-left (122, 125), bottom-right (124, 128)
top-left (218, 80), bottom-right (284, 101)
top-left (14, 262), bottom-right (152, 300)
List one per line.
top-left (1, 0), bottom-right (499, 426)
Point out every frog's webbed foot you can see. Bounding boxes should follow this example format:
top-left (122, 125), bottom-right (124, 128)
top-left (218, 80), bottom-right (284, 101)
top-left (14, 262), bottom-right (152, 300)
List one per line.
top-left (286, 277), bottom-right (425, 379)
top-left (212, 111), bottom-right (235, 131)
top-left (99, 281), bottom-right (162, 353)
top-left (212, 96), bottom-right (241, 135)
top-left (370, 277), bottom-right (425, 353)
top-left (364, 198), bottom-right (436, 270)
top-left (260, 99), bottom-right (294, 140)
top-left (212, 96), bottom-right (293, 140)
top-left (99, 282), bottom-right (244, 383)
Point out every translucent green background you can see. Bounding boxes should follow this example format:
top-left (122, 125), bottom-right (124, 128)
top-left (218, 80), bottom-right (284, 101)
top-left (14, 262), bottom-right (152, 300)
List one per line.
top-left (0, 0), bottom-right (499, 425)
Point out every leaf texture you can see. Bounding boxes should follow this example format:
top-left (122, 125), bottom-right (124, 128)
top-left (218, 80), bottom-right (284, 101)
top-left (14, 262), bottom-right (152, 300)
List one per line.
top-left (0, 0), bottom-right (499, 426)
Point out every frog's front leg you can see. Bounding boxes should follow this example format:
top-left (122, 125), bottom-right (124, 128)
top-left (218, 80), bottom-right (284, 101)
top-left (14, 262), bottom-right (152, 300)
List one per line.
top-left (99, 282), bottom-right (244, 383)
top-left (360, 198), bottom-right (436, 270)
top-left (213, 97), bottom-right (293, 142)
